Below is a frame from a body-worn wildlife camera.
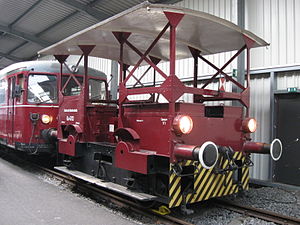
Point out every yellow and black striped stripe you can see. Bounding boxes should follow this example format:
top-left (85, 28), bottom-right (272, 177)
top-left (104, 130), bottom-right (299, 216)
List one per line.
top-left (168, 152), bottom-right (250, 208)
top-left (169, 164), bottom-right (183, 208)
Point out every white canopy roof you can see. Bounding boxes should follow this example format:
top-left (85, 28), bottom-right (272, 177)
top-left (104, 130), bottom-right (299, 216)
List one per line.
top-left (39, 1), bottom-right (268, 66)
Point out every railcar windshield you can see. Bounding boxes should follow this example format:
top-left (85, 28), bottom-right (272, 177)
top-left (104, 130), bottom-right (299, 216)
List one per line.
top-left (27, 74), bottom-right (57, 104)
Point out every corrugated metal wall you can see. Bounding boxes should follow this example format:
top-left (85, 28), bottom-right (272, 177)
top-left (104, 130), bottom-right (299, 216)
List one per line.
top-left (249, 74), bottom-right (272, 180)
top-left (176, 0), bottom-right (300, 68)
top-left (39, 55), bottom-right (112, 76)
top-left (65, 55), bottom-right (112, 76)
top-left (277, 70), bottom-right (300, 90)
top-left (175, 0), bottom-right (237, 78)
top-left (246, 0), bottom-right (300, 69)
top-left (245, 0), bottom-right (300, 180)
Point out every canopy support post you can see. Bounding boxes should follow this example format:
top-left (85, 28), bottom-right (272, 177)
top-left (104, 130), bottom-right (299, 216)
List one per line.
top-left (54, 54), bottom-right (69, 93)
top-left (189, 47), bottom-right (201, 103)
top-left (243, 35), bottom-right (255, 116)
top-left (113, 32), bottom-right (131, 127)
top-left (78, 45), bottom-right (95, 104)
top-left (164, 11), bottom-right (184, 118)
top-left (78, 45), bottom-right (95, 135)
top-left (164, 11), bottom-right (184, 163)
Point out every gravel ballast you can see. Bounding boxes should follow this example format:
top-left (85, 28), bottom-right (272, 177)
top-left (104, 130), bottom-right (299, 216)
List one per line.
top-left (225, 186), bottom-right (300, 219)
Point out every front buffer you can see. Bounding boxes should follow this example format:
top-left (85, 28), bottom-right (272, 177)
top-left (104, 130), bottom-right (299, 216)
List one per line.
top-left (167, 138), bottom-right (283, 208)
top-left (168, 152), bottom-right (248, 208)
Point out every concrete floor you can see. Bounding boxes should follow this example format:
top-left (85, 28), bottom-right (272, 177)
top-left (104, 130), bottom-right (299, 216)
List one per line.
top-left (0, 157), bottom-right (138, 225)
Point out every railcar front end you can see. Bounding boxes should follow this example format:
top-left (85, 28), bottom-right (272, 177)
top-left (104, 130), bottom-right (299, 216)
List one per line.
top-left (0, 62), bottom-right (59, 154)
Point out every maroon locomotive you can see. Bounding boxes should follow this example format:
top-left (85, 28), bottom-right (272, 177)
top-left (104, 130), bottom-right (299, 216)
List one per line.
top-left (1, 3), bottom-right (282, 208)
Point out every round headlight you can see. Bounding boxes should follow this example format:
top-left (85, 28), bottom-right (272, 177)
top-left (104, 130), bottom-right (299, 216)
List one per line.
top-left (41, 114), bottom-right (52, 124)
top-left (173, 115), bottom-right (193, 134)
top-left (242, 118), bottom-right (257, 133)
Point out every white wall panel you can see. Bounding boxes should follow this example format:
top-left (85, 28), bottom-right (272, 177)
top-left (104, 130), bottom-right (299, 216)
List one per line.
top-left (277, 70), bottom-right (300, 90)
top-left (175, 0), bottom-right (238, 78)
top-left (249, 74), bottom-right (272, 180)
top-left (39, 55), bottom-right (112, 76)
top-left (65, 55), bottom-right (112, 76)
top-left (246, 0), bottom-right (300, 69)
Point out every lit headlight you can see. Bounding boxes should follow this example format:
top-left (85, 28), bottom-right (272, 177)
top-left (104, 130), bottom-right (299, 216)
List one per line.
top-left (41, 114), bottom-right (52, 124)
top-left (242, 118), bottom-right (257, 133)
top-left (173, 115), bottom-right (193, 134)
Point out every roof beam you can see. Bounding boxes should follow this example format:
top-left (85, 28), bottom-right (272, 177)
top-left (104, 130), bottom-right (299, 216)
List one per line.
top-left (0, 51), bottom-right (23, 62)
top-left (0, 24), bottom-right (51, 47)
top-left (55, 0), bottom-right (109, 20)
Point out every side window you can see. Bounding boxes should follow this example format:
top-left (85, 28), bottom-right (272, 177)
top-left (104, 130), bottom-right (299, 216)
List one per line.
top-left (9, 77), bottom-right (15, 99)
top-left (62, 75), bottom-right (83, 96)
top-left (16, 74), bottom-right (24, 103)
top-left (89, 79), bottom-right (107, 101)
top-left (0, 79), bottom-right (7, 104)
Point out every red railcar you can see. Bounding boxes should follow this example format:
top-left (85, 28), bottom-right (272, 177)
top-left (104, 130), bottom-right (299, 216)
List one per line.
top-left (0, 61), bottom-right (110, 154)
top-left (19, 3), bottom-right (284, 208)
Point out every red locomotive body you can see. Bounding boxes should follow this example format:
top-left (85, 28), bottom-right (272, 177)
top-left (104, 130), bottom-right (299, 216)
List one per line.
top-left (1, 3), bottom-right (282, 208)
top-left (122, 103), bottom-right (244, 158)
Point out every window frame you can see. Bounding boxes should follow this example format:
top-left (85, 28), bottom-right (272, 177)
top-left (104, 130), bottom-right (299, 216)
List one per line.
top-left (27, 73), bottom-right (58, 104)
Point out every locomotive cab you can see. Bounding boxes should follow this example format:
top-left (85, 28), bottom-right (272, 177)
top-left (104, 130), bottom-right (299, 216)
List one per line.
top-left (55, 59), bottom-right (118, 158)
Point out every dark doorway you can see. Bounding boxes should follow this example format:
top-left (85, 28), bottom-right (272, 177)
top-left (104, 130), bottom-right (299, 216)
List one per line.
top-left (274, 93), bottom-right (300, 186)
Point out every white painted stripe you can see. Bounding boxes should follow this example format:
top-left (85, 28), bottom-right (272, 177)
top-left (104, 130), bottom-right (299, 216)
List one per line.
top-left (0, 105), bottom-right (59, 108)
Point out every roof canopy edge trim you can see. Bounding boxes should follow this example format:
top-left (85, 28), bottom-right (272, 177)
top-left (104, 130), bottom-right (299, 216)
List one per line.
top-left (38, 2), bottom-right (269, 66)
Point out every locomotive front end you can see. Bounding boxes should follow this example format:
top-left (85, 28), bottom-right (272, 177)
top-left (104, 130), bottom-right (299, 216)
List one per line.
top-left (168, 105), bottom-right (282, 208)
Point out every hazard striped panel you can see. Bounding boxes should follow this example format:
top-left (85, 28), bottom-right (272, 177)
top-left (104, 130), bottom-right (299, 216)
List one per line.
top-left (169, 164), bottom-right (183, 208)
top-left (168, 152), bottom-right (250, 208)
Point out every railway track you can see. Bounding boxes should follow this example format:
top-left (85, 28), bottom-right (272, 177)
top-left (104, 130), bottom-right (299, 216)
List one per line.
top-left (2, 152), bottom-right (299, 225)
top-left (38, 166), bottom-right (193, 225)
top-left (215, 199), bottom-right (300, 225)
top-left (44, 165), bottom-right (300, 225)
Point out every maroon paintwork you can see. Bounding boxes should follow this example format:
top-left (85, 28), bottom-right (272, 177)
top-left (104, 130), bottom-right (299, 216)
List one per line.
top-left (0, 70), bottom-right (58, 151)
top-left (55, 54), bottom-right (118, 157)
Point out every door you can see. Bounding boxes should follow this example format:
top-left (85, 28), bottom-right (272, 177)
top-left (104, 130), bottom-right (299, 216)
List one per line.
top-left (7, 76), bottom-right (16, 146)
top-left (274, 93), bottom-right (300, 186)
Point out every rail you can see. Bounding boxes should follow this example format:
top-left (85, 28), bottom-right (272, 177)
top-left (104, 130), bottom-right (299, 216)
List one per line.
top-left (215, 199), bottom-right (300, 225)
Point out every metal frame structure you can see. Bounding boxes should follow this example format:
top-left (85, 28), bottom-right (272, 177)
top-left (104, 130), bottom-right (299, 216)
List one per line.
top-left (111, 13), bottom-right (256, 128)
